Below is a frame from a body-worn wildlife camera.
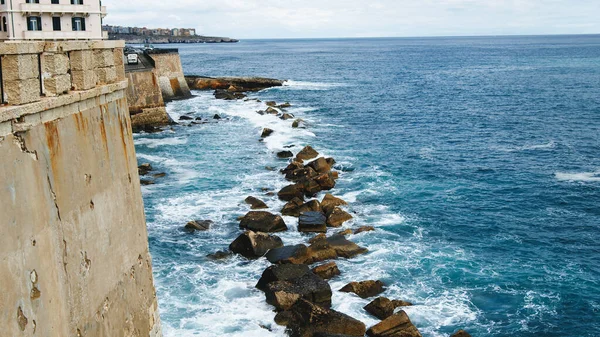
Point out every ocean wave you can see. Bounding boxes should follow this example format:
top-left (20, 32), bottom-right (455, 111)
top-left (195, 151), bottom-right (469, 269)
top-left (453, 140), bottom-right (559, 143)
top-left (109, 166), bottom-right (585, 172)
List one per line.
top-left (555, 171), bottom-right (600, 182)
top-left (134, 137), bottom-right (188, 148)
top-left (496, 141), bottom-right (556, 152)
top-left (281, 80), bottom-right (347, 90)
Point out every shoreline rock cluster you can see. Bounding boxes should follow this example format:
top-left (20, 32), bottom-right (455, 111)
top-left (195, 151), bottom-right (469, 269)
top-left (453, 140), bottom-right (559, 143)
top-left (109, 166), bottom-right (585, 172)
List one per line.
top-left (178, 94), bottom-right (473, 337)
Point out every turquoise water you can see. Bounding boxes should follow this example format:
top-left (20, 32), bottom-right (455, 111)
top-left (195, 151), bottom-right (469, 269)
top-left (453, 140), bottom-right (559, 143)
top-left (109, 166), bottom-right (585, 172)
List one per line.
top-left (134, 36), bottom-right (600, 337)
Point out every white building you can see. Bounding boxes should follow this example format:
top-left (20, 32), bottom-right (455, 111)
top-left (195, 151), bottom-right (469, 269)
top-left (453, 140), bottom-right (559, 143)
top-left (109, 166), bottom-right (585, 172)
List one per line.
top-left (0, 0), bottom-right (107, 41)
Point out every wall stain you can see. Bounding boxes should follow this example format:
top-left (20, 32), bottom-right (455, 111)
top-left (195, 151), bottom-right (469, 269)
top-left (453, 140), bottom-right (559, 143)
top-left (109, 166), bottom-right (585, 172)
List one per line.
top-left (17, 306), bottom-right (28, 331)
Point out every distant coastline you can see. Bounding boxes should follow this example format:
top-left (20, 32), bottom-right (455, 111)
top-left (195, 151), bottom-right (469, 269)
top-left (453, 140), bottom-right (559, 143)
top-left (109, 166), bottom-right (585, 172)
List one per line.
top-left (108, 33), bottom-right (239, 44)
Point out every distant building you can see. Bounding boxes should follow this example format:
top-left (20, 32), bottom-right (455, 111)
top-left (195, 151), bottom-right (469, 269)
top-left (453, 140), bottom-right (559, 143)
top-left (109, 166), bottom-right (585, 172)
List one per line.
top-left (0, 0), bottom-right (107, 41)
top-left (171, 28), bottom-right (179, 36)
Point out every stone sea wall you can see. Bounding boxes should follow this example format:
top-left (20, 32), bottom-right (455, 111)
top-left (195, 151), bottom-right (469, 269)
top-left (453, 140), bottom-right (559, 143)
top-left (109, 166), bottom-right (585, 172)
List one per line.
top-left (0, 41), bottom-right (162, 337)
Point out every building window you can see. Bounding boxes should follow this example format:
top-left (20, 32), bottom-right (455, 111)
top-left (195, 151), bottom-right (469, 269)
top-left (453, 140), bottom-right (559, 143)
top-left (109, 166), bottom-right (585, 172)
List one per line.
top-left (1, 1), bottom-right (5, 5)
top-left (26, 0), bottom-right (40, 3)
top-left (72, 17), bottom-right (85, 31)
top-left (70, 0), bottom-right (83, 4)
top-left (27, 17), bottom-right (42, 31)
top-left (52, 0), bottom-right (59, 4)
top-left (52, 17), bottom-right (61, 31)
top-left (2, 17), bottom-right (6, 32)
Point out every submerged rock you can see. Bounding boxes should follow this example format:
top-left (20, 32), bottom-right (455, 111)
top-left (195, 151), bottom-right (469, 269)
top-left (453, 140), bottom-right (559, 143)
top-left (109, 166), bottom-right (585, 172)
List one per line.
top-left (366, 311), bottom-right (422, 337)
top-left (355, 226), bottom-right (375, 234)
top-left (245, 196), bottom-right (269, 210)
top-left (340, 280), bottom-right (385, 299)
top-left (279, 102), bottom-right (292, 109)
top-left (138, 163), bottom-right (153, 176)
top-left (229, 231), bottom-right (283, 258)
top-left (206, 250), bottom-right (233, 260)
top-left (277, 150), bottom-right (294, 158)
top-left (184, 220), bottom-right (212, 232)
top-left (292, 118), bottom-right (306, 128)
top-left (450, 330), bottom-right (472, 337)
top-left (239, 211), bottom-right (288, 233)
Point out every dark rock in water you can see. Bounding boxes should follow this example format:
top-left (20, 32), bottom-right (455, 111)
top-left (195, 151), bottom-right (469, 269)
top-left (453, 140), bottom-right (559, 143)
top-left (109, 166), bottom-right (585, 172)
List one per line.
top-left (281, 197), bottom-right (305, 216)
top-left (266, 107), bottom-right (279, 114)
top-left (266, 244), bottom-right (310, 264)
top-left (185, 220), bottom-right (212, 232)
top-left (326, 207), bottom-right (353, 227)
top-left (245, 196), bottom-right (269, 209)
top-left (140, 179), bottom-right (155, 185)
top-left (280, 113), bottom-right (294, 120)
top-left (298, 211), bottom-right (327, 233)
top-left (321, 194), bottom-right (348, 214)
top-left (213, 114), bottom-right (222, 119)
top-left (284, 144), bottom-right (295, 149)
top-left (256, 110), bottom-right (266, 115)
top-left (239, 211), bottom-right (288, 233)
top-left (278, 102), bottom-right (292, 109)
top-left (265, 271), bottom-right (333, 310)
top-left (337, 229), bottom-right (353, 236)
top-left (326, 234), bottom-right (368, 258)
top-left (450, 330), bottom-right (472, 337)
top-left (298, 200), bottom-right (323, 215)
top-left (307, 157), bottom-right (333, 174)
top-left (305, 238), bottom-right (339, 264)
top-left (355, 226), bottom-right (375, 234)
top-left (195, 117), bottom-right (202, 121)
top-left (311, 262), bottom-right (341, 280)
top-left (265, 166), bottom-right (277, 171)
top-left (283, 299), bottom-right (366, 337)
top-left (315, 172), bottom-right (336, 190)
top-left (391, 299), bottom-right (413, 308)
top-left (256, 264), bottom-right (311, 291)
top-left (277, 150), bottom-right (294, 158)
top-left (296, 145), bottom-right (319, 161)
top-left (179, 115), bottom-right (193, 120)
top-left (138, 163), bottom-right (153, 175)
top-left (281, 161), bottom-right (305, 175)
top-left (292, 118), bottom-right (305, 128)
top-left (214, 89), bottom-right (246, 100)
top-left (278, 184), bottom-right (305, 201)
top-left (340, 280), bottom-right (385, 299)
top-left (300, 178), bottom-right (323, 198)
top-left (266, 101), bottom-right (277, 107)
top-left (261, 128), bottom-right (274, 138)
top-left (229, 231), bottom-right (283, 258)
top-left (152, 172), bottom-right (166, 178)
top-left (364, 297), bottom-right (397, 320)
top-left (286, 167), bottom-right (318, 183)
top-left (366, 311), bottom-right (422, 337)
top-left (207, 250), bottom-right (233, 260)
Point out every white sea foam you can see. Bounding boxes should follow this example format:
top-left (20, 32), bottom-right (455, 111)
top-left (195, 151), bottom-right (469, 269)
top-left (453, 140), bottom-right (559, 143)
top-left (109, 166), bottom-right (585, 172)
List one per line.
top-left (555, 171), bottom-right (600, 182)
top-left (281, 80), bottom-right (347, 91)
top-left (134, 137), bottom-right (188, 148)
top-left (497, 141), bottom-right (556, 152)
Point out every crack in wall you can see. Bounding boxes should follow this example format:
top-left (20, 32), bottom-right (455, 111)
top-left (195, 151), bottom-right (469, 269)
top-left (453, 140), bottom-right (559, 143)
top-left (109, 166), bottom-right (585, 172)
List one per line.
top-left (46, 175), bottom-right (62, 222)
top-left (13, 132), bottom-right (38, 160)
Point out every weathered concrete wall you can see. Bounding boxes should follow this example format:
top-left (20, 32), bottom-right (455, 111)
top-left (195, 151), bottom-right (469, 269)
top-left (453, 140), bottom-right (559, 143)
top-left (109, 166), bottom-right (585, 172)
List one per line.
top-left (147, 52), bottom-right (191, 101)
top-left (125, 71), bottom-right (165, 114)
top-left (0, 43), bottom-right (162, 337)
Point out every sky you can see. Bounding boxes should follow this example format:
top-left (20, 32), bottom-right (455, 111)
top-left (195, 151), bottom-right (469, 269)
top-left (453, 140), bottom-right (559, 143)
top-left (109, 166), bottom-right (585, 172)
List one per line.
top-left (102, 0), bottom-right (600, 39)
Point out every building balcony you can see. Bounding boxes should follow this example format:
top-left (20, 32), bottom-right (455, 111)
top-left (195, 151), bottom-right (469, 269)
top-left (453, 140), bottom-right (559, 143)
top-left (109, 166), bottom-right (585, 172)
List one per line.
top-left (20, 3), bottom-right (93, 16)
top-left (22, 30), bottom-right (101, 40)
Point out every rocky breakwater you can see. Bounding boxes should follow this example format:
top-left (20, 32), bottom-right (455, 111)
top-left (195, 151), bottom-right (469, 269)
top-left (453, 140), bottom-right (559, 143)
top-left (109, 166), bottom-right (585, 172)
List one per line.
top-left (181, 97), bottom-right (472, 336)
top-left (185, 76), bottom-right (285, 100)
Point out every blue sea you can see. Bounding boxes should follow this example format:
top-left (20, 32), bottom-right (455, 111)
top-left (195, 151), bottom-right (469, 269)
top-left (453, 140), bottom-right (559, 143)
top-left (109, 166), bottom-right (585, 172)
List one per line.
top-left (133, 36), bottom-right (600, 337)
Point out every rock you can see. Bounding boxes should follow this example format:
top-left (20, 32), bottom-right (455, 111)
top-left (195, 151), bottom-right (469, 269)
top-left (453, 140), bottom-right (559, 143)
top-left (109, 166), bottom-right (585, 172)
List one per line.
top-left (186, 76), bottom-right (284, 92)
top-left (298, 200), bottom-right (323, 215)
top-left (363, 297), bottom-right (396, 320)
top-left (283, 299), bottom-right (366, 337)
top-left (366, 311), bottom-right (422, 337)
top-left (292, 119), bottom-right (305, 128)
top-left (306, 234), bottom-right (367, 263)
top-left (280, 113), bottom-right (294, 120)
top-left (206, 250), bottom-right (233, 260)
top-left (326, 207), bottom-right (353, 227)
top-left (140, 179), bottom-right (155, 185)
top-left (245, 196), bottom-right (269, 210)
top-left (355, 226), bottom-right (375, 234)
top-left (296, 145), bottom-right (319, 161)
top-left (213, 114), bottom-right (222, 119)
top-left (262, 128), bottom-right (274, 138)
top-left (315, 172), bottom-right (336, 190)
top-left (138, 163), bottom-right (153, 175)
top-left (265, 166), bottom-right (277, 171)
top-left (278, 184), bottom-right (305, 201)
top-left (279, 102), bottom-right (292, 108)
top-left (256, 110), bottom-right (266, 115)
top-left (281, 198), bottom-right (305, 216)
top-left (450, 330), bottom-right (472, 337)
top-left (214, 89), bottom-right (246, 100)
top-left (307, 157), bottom-right (333, 174)
top-left (229, 231), bottom-right (283, 258)
top-left (266, 244), bottom-right (310, 264)
top-left (321, 194), bottom-right (348, 214)
top-left (179, 115), bottom-right (193, 120)
top-left (298, 211), bottom-right (328, 233)
top-left (299, 178), bottom-right (323, 197)
top-left (311, 262), bottom-right (340, 280)
top-left (152, 172), bottom-right (166, 178)
top-left (266, 101), bottom-right (277, 107)
top-left (195, 117), bottom-right (202, 121)
top-left (239, 211), bottom-right (288, 233)
top-left (285, 167), bottom-right (318, 182)
top-left (277, 150), bottom-right (294, 158)
top-left (184, 220), bottom-right (212, 232)
top-left (256, 264), bottom-right (311, 291)
top-left (391, 300), bottom-right (413, 308)
top-left (309, 233), bottom-right (327, 244)
top-left (328, 234), bottom-right (368, 258)
top-left (266, 107), bottom-right (279, 114)
top-left (340, 280), bottom-right (385, 299)
top-left (337, 229), bottom-right (353, 236)
top-left (332, 171), bottom-right (340, 179)
top-left (265, 272), bottom-right (332, 310)
top-left (282, 161), bottom-right (305, 175)
top-left (305, 239), bottom-right (339, 264)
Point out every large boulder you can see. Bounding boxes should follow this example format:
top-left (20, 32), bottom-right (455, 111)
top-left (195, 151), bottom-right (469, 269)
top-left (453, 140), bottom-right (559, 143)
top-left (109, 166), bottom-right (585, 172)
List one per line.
top-left (340, 280), bottom-right (385, 299)
top-left (282, 198), bottom-right (305, 216)
top-left (278, 150), bottom-right (294, 158)
top-left (326, 207), bottom-right (353, 227)
top-left (184, 220), bottom-right (212, 232)
top-left (266, 244), bottom-right (310, 264)
top-left (239, 211), bottom-right (288, 233)
top-left (366, 311), bottom-right (422, 337)
top-left (262, 128), bottom-right (274, 138)
top-left (245, 196), bottom-right (268, 210)
top-left (326, 234), bottom-right (368, 258)
top-left (315, 172), bottom-right (336, 190)
top-left (282, 161), bottom-right (305, 175)
top-left (298, 200), bottom-right (323, 215)
top-left (278, 184), bottom-right (305, 201)
top-left (298, 212), bottom-right (328, 233)
top-left (321, 194), bottom-right (348, 214)
top-left (305, 239), bottom-right (339, 264)
top-left (138, 163), bottom-right (153, 176)
top-left (256, 264), bottom-right (311, 291)
top-left (450, 330), bottom-right (472, 337)
top-left (355, 226), bottom-right (375, 234)
top-left (363, 297), bottom-right (412, 320)
top-left (311, 262), bottom-right (341, 280)
top-left (296, 146), bottom-right (319, 161)
top-left (265, 272), bottom-right (332, 310)
top-left (282, 299), bottom-right (366, 337)
top-left (286, 167), bottom-right (318, 182)
top-left (229, 231), bottom-right (283, 258)
top-left (300, 178), bottom-right (323, 197)
top-left (307, 157), bottom-right (333, 174)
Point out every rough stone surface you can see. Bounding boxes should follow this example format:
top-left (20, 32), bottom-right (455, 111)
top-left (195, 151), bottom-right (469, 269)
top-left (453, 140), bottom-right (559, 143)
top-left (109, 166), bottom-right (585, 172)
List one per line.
top-left (71, 69), bottom-right (97, 91)
top-left (245, 196), bottom-right (269, 209)
top-left (44, 74), bottom-right (71, 96)
top-left (95, 66), bottom-right (117, 85)
top-left (264, 272), bottom-right (332, 310)
top-left (4, 78), bottom-right (41, 105)
top-left (450, 330), bottom-right (472, 337)
top-left (256, 264), bottom-right (311, 291)
top-left (326, 207), bottom-right (353, 227)
top-left (43, 53), bottom-right (70, 75)
top-left (184, 220), bottom-right (212, 232)
top-left (364, 297), bottom-right (396, 320)
top-left (298, 211), bottom-right (328, 233)
top-left (307, 157), bottom-right (332, 174)
top-left (366, 311), bottom-right (422, 337)
top-left (284, 299), bottom-right (366, 337)
top-left (311, 262), bottom-right (341, 280)
top-left (229, 231), bottom-right (283, 258)
top-left (130, 107), bottom-right (173, 130)
top-left (296, 145), bottom-right (319, 161)
top-left (340, 280), bottom-right (386, 299)
top-left (321, 194), bottom-right (348, 214)
top-left (239, 211), bottom-right (288, 233)
top-left (282, 197), bottom-right (305, 216)
top-left (266, 244), bottom-right (310, 264)
top-left (278, 184), bottom-right (305, 202)
top-left (2, 54), bottom-right (39, 81)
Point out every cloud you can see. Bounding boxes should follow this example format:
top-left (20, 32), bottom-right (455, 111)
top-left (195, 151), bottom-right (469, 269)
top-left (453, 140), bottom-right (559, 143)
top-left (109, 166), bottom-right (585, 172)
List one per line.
top-left (101, 0), bottom-right (600, 39)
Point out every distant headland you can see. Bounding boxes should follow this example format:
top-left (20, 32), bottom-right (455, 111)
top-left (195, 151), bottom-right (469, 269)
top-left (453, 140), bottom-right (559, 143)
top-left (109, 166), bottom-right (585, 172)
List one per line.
top-left (102, 25), bottom-right (239, 44)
